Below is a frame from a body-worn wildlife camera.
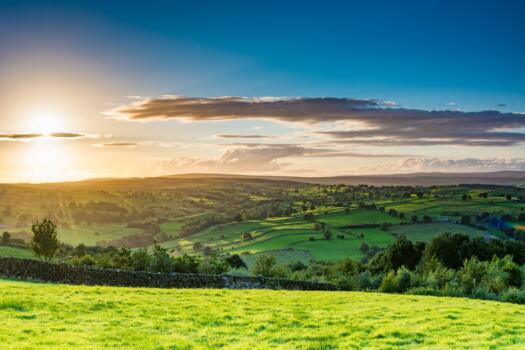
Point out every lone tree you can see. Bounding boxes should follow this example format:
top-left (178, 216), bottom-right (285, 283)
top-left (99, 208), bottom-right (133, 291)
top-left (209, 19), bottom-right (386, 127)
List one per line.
top-left (31, 218), bottom-right (59, 261)
top-left (1, 231), bottom-right (10, 245)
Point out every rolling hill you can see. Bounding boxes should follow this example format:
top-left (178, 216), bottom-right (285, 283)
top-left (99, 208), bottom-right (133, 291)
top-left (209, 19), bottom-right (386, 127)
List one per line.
top-left (1, 279), bottom-right (524, 349)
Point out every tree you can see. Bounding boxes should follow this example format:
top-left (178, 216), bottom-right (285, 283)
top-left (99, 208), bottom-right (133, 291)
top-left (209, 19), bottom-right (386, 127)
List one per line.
top-left (369, 237), bottom-right (424, 273)
top-left (506, 194), bottom-right (512, 201)
top-left (252, 255), bottom-right (277, 276)
top-left (242, 232), bottom-right (253, 241)
top-left (225, 254), bottom-right (247, 269)
top-left (31, 218), bottom-right (59, 261)
top-left (193, 241), bottom-right (203, 251)
top-left (323, 229), bottom-right (333, 240)
top-left (150, 244), bottom-right (173, 273)
top-left (1, 231), bottom-right (10, 245)
top-left (202, 246), bottom-right (213, 256)
top-left (411, 215), bottom-right (418, 223)
top-left (460, 215), bottom-right (471, 225)
top-left (423, 215), bottom-right (432, 224)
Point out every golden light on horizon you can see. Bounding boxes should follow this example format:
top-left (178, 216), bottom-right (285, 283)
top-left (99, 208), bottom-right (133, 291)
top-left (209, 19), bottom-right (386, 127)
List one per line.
top-left (20, 141), bottom-right (72, 183)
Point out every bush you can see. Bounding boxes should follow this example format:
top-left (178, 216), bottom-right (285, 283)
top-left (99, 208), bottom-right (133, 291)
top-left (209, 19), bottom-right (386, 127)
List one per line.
top-left (198, 256), bottom-right (229, 275)
top-left (501, 288), bottom-right (525, 304)
top-left (379, 267), bottom-right (414, 293)
top-left (470, 287), bottom-right (499, 301)
top-left (130, 249), bottom-right (151, 271)
top-left (407, 287), bottom-right (440, 296)
top-left (353, 271), bottom-right (382, 291)
top-left (252, 255), bottom-right (277, 277)
top-left (70, 254), bottom-right (97, 267)
top-left (225, 254), bottom-right (247, 269)
top-left (150, 245), bottom-right (173, 273)
top-left (172, 254), bottom-right (201, 273)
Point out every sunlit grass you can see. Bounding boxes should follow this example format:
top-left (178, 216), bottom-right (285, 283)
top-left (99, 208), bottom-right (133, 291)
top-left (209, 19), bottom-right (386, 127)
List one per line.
top-left (1, 279), bottom-right (524, 349)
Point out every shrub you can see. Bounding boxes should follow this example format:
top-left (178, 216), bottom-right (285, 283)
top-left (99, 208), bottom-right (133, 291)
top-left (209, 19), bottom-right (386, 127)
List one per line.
top-left (70, 254), bottom-right (97, 267)
top-left (458, 257), bottom-right (487, 294)
top-left (150, 245), bottom-right (173, 273)
top-left (323, 229), bottom-right (333, 240)
top-left (252, 255), bottom-right (277, 277)
top-left (379, 267), bottom-right (414, 293)
top-left (501, 288), bottom-right (525, 304)
top-left (353, 271), bottom-right (382, 291)
top-left (470, 287), bottom-right (499, 301)
top-left (407, 287), bottom-right (440, 296)
top-left (198, 256), bottom-right (229, 275)
top-left (172, 254), bottom-right (201, 273)
top-left (130, 249), bottom-right (151, 271)
top-left (225, 254), bottom-right (247, 269)
top-left (379, 270), bottom-right (397, 293)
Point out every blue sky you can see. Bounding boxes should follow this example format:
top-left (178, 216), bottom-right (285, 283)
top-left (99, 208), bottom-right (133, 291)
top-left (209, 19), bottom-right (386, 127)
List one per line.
top-left (2, 0), bottom-right (524, 109)
top-left (0, 0), bottom-right (524, 182)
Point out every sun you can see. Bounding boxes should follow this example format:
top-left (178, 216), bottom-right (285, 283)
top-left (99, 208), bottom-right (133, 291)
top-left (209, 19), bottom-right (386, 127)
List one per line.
top-left (24, 105), bottom-right (65, 135)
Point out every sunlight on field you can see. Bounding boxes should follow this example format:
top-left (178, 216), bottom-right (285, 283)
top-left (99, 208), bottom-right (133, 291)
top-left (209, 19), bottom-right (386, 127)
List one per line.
top-left (0, 280), bottom-right (524, 349)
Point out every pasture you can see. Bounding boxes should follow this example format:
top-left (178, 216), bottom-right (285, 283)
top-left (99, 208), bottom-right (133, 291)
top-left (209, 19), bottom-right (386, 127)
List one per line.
top-left (0, 279), bottom-right (524, 349)
top-left (387, 223), bottom-right (486, 243)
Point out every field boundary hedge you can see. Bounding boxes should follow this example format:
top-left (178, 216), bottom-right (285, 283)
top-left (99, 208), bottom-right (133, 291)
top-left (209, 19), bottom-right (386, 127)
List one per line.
top-left (0, 257), bottom-right (337, 291)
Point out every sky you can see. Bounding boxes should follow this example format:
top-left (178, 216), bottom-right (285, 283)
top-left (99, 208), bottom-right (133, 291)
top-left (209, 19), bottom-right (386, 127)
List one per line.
top-left (0, 0), bottom-right (525, 183)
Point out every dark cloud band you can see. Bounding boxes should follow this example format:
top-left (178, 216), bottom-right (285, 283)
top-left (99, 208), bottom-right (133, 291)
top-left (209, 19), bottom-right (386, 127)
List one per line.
top-left (0, 132), bottom-right (91, 141)
top-left (106, 96), bottom-right (525, 147)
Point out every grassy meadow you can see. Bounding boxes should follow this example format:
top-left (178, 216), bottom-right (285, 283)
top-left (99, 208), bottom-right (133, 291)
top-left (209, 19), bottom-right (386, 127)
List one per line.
top-left (1, 279), bottom-right (524, 349)
top-left (1, 179), bottom-right (524, 266)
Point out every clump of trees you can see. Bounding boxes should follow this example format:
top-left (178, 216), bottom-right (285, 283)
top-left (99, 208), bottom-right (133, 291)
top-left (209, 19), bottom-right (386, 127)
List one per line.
top-left (246, 233), bottom-right (525, 304)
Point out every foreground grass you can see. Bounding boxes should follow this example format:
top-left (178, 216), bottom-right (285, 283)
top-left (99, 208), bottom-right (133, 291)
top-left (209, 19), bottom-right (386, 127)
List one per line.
top-left (1, 280), bottom-right (524, 349)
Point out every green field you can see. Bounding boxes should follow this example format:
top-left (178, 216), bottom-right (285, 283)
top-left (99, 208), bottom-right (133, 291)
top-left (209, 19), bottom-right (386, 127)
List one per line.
top-left (387, 223), bottom-right (486, 243)
top-left (1, 279), bottom-right (524, 349)
top-left (0, 245), bottom-right (34, 259)
top-left (317, 209), bottom-right (401, 227)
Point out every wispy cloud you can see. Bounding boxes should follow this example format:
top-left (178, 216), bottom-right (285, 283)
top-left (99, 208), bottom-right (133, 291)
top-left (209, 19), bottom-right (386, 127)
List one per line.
top-left (154, 144), bottom-right (414, 174)
top-left (359, 157), bottom-right (525, 174)
top-left (105, 96), bottom-right (525, 147)
top-left (216, 134), bottom-right (270, 139)
top-left (94, 142), bottom-right (138, 148)
top-left (0, 132), bottom-right (94, 141)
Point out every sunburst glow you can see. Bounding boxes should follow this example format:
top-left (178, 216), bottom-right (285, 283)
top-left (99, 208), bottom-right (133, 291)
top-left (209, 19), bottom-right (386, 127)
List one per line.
top-left (24, 105), bottom-right (65, 135)
top-left (20, 141), bottom-right (71, 183)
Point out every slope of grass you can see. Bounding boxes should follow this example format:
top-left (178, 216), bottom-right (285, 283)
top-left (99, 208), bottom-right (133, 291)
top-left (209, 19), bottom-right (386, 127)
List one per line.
top-left (388, 223), bottom-right (485, 243)
top-left (318, 209), bottom-right (401, 227)
top-left (0, 245), bottom-right (34, 259)
top-left (0, 279), bottom-right (524, 349)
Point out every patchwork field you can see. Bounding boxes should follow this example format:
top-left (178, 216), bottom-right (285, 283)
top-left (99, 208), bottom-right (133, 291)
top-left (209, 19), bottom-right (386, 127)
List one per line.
top-left (1, 179), bottom-right (523, 265)
top-left (0, 246), bottom-right (34, 259)
top-left (387, 223), bottom-right (486, 243)
top-left (1, 279), bottom-right (524, 349)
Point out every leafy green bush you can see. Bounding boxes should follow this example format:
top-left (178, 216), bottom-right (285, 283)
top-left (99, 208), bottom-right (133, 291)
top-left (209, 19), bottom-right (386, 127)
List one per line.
top-left (501, 288), bottom-right (525, 304)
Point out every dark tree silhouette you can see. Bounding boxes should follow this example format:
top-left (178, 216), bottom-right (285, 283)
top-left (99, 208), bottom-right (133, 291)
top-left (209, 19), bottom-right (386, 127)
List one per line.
top-left (31, 218), bottom-right (59, 261)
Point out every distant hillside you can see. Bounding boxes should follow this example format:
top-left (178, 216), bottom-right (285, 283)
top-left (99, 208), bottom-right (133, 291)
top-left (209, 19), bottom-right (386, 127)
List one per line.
top-left (4, 171), bottom-right (525, 187)
top-left (165, 171), bottom-right (525, 186)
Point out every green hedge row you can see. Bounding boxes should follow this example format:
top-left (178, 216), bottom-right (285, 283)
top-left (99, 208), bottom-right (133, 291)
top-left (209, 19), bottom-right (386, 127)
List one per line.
top-left (0, 257), bottom-right (337, 291)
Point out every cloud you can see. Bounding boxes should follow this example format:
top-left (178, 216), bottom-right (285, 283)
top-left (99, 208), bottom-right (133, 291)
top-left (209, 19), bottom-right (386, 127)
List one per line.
top-left (95, 142), bottom-right (138, 148)
top-left (154, 144), bottom-right (413, 174)
top-left (216, 134), bottom-right (270, 139)
top-left (0, 132), bottom-right (92, 141)
top-left (48, 132), bottom-right (89, 139)
top-left (105, 96), bottom-right (525, 147)
top-left (359, 157), bottom-right (525, 174)
top-left (0, 133), bottom-right (42, 140)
